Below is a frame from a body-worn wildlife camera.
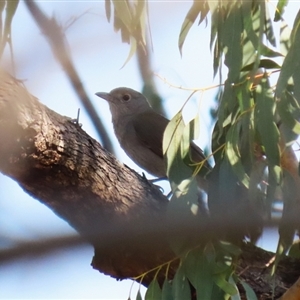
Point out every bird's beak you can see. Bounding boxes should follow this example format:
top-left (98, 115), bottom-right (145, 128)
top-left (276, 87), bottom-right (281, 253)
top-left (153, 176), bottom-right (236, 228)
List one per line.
top-left (95, 92), bottom-right (112, 102)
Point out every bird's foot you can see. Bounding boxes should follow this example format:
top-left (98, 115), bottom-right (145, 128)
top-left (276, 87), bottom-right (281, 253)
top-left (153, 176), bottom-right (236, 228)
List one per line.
top-left (141, 173), bottom-right (167, 194)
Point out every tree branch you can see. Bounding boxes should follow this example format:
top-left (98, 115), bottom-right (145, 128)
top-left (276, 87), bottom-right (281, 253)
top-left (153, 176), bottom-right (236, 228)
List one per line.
top-left (24, 0), bottom-right (114, 153)
top-left (0, 70), bottom-right (299, 297)
top-left (0, 70), bottom-right (174, 284)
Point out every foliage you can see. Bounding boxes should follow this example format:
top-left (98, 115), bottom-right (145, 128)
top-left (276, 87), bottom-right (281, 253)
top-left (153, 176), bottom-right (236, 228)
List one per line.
top-left (105, 0), bottom-right (148, 67)
top-left (109, 0), bottom-right (300, 299)
top-left (0, 0), bottom-right (19, 59)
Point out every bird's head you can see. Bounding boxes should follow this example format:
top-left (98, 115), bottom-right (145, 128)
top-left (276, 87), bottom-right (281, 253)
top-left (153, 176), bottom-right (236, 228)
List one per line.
top-left (95, 87), bottom-right (152, 119)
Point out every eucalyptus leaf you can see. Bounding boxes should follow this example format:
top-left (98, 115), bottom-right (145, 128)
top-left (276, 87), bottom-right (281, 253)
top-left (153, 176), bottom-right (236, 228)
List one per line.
top-left (172, 265), bottom-right (190, 300)
top-left (163, 111), bottom-right (194, 188)
top-left (163, 111), bottom-right (184, 161)
top-left (105, 0), bottom-right (111, 22)
top-left (178, 1), bottom-right (209, 55)
top-left (145, 279), bottom-right (162, 300)
top-left (136, 289), bottom-right (143, 300)
top-left (276, 10), bottom-right (300, 97)
top-left (274, 0), bottom-right (288, 21)
top-left (120, 36), bottom-right (137, 69)
top-left (0, 0), bottom-right (19, 59)
top-left (162, 279), bottom-right (173, 300)
top-left (182, 248), bottom-right (214, 300)
top-left (4, 0), bottom-right (19, 34)
top-left (241, 0), bottom-right (259, 65)
top-left (263, 3), bottom-right (276, 47)
top-left (167, 177), bottom-right (199, 254)
top-left (280, 21), bottom-right (292, 55)
top-left (288, 241), bottom-right (300, 259)
top-left (255, 78), bottom-right (280, 167)
top-left (178, 2), bottom-right (201, 55)
top-left (226, 123), bottom-right (250, 188)
top-left (239, 280), bottom-right (258, 300)
top-left (241, 59), bottom-right (281, 72)
top-left (218, 241), bottom-right (242, 257)
top-left (112, 0), bottom-right (132, 32)
top-left (277, 91), bottom-right (300, 135)
top-left (222, 3), bottom-right (243, 82)
top-left (181, 116), bottom-right (199, 166)
top-left (229, 275), bottom-right (241, 300)
top-left (135, 0), bottom-right (146, 25)
top-left (213, 274), bottom-right (238, 296)
top-left (261, 45), bottom-right (283, 58)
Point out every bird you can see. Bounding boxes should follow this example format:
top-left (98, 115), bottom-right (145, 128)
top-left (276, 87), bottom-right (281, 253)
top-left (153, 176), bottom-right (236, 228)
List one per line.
top-left (95, 87), bottom-right (210, 184)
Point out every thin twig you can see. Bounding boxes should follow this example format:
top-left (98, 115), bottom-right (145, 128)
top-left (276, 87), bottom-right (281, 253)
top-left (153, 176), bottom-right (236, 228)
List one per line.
top-left (24, 0), bottom-right (114, 153)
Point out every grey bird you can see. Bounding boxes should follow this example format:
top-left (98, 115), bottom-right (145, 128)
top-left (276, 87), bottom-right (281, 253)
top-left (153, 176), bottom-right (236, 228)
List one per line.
top-left (95, 87), bottom-right (210, 184)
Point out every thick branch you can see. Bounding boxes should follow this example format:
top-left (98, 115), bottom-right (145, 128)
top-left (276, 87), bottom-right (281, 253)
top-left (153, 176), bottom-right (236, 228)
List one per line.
top-left (0, 70), bottom-right (173, 283)
top-left (0, 71), bottom-right (300, 297)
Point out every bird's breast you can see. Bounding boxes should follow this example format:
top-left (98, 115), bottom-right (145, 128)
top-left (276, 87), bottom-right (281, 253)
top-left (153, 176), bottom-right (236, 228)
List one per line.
top-left (113, 119), bottom-right (166, 177)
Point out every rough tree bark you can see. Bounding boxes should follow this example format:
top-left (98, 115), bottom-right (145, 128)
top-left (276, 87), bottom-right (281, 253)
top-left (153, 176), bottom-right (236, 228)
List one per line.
top-left (0, 70), bottom-right (299, 298)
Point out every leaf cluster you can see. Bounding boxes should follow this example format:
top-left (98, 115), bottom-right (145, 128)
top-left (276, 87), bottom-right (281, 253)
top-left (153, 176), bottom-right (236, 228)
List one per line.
top-left (105, 0), bottom-right (148, 67)
top-left (106, 0), bottom-right (300, 298)
top-left (0, 0), bottom-right (19, 60)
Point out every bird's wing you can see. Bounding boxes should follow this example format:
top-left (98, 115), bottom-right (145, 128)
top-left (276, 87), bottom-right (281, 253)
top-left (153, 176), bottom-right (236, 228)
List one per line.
top-left (133, 111), bottom-right (211, 170)
top-left (132, 111), bottom-right (168, 158)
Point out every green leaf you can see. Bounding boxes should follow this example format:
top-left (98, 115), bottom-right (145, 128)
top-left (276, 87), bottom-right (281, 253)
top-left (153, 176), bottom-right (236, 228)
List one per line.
top-left (163, 111), bottom-right (184, 160)
top-left (226, 123), bottom-right (250, 188)
top-left (167, 177), bottom-right (199, 254)
top-left (218, 241), bottom-right (242, 257)
top-left (120, 36), bottom-right (137, 68)
top-left (280, 21), bottom-right (292, 55)
top-left (241, 59), bottom-right (281, 72)
top-left (163, 111), bottom-right (191, 187)
top-left (182, 248), bottom-right (214, 300)
top-left (105, 0), bottom-right (111, 22)
top-left (162, 279), bottom-right (173, 300)
top-left (276, 10), bottom-right (300, 97)
top-left (261, 45), bottom-right (283, 58)
top-left (0, 0), bottom-right (19, 58)
top-left (274, 0), bottom-right (288, 22)
top-left (241, 0), bottom-right (259, 66)
top-left (0, 1), bottom-right (6, 42)
top-left (172, 265), bottom-right (190, 300)
top-left (145, 279), bottom-right (162, 300)
top-left (209, 1), bottom-right (222, 77)
top-left (136, 289), bottom-right (143, 300)
top-left (178, 2), bottom-right (201, 55)
top-left (135, 0), bottom-right (146, 25)
top-left (181, 116), bottom-right (199, 165)
top-left (239, 280), bottom-right (258, 300)
top-left (229, 276), bottom-right (241, 300)
top-left (178, 1), bottom-right (208, 55)
top-left (133, 0), bottom-right (146, 45)
top-left (4, 0), bottom-right (19, 34)
top-left (263, 3), bottom-right (276, 47)
top-left (277, 91), bottom-right (300, 135)
top-left (213, 274), bottom-right (238, 296)
top-left (112, 0), bottom-right (132, 32)
top-left (248, 160), bottom-right (267, 214)
top-left (222, 3), bottom-right (243, 82)
top-left (255, 78), bottom-right (280, 167)
top-left (217, 81), bottom-right (236, 133)
top-left (288, 241), bottom-right (300, 259)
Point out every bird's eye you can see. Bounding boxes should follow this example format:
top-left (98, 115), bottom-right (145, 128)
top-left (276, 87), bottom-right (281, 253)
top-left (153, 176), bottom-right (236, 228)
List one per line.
top-left (122, 94), bottom-right (131, 102)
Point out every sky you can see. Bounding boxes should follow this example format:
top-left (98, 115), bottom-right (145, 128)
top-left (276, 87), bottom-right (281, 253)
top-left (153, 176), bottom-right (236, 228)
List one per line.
top-left (0, 1), bottom-right (298, 299)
